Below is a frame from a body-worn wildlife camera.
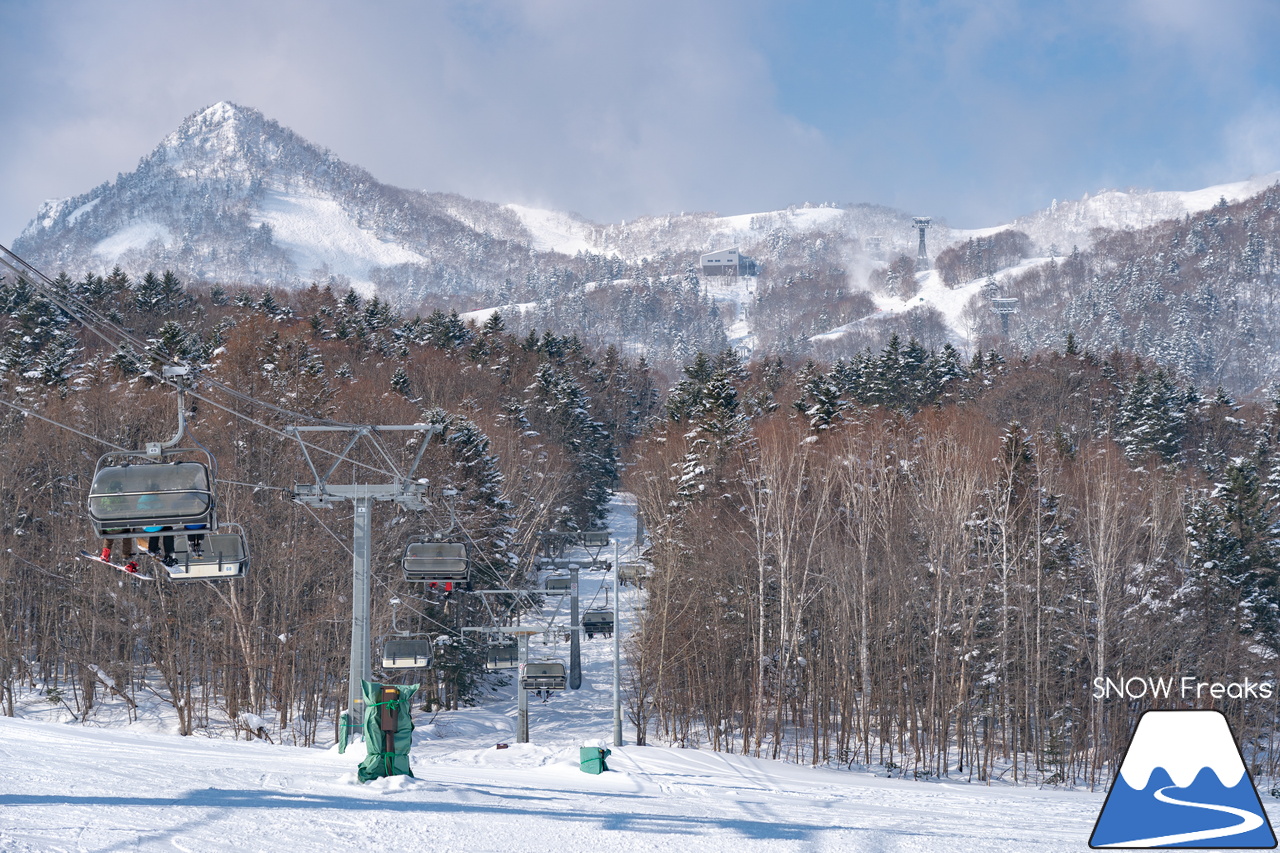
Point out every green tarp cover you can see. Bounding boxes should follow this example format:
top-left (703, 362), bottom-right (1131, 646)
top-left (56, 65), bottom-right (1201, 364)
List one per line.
top-left (579, 746), bottom-right (611, 774)
top-left (357, 680), bottom-right (419, 783)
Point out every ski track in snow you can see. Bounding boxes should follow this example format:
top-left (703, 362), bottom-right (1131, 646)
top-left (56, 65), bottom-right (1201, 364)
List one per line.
top-left (0, 495), bottom-right (1139, 851)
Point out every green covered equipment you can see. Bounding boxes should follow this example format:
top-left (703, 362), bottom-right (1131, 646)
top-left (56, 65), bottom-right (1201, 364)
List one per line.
top-left (357, 680), bottom-right (419, 783)
top-left (579, 746), bottom-right (611, 775)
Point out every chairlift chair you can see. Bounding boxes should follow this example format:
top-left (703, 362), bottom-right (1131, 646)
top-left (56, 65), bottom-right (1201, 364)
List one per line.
top-left (402, 540), bottom-right (469, 585)
top-left (544, 574), bottom-right (571, 595)
top-left (162, 524), bottom-right (248, 582)
top-left (618, 562), bottom-right (648, 587)
top-left (578, 530), bottom-right (611, 549)
top-left (582, 609), bottom-right (614, 639)
top-left (382, 638), bottom-right (434, 669)
top-left (485, 642), bottom-right (520, 671)
top-left (520, 661), bottom-right (567, 692)
top-left (536, 531), bottom-right (573, 561)
top-left (380, 597), bottom-right (434, 669)
top-left (88, 458), bottom-right (217, 539)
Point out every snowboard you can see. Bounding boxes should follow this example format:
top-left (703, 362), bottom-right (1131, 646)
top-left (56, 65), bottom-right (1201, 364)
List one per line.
top-left (78, 550), bottom-right (155, 580)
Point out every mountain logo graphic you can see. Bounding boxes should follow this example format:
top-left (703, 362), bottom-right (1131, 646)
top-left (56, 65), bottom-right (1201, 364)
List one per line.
top-left (1090, 709), bottom-right (1277, 848)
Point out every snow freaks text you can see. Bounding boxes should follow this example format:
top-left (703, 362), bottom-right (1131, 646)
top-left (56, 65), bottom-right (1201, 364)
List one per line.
top-left (1092, 676), bottom-right (1275, 701)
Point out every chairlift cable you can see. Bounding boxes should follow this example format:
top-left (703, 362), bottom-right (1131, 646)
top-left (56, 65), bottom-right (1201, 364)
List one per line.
top-left (297, 502), bottom-right (356, 559)
top-left (0, 245), bottom-right (504, 586)
top-left (0, 244), bottom-right (457, 489)
top-left (213, 477), bottom-right (293, 494)
top-left (170, 383), bottom-right (404, 481)
top-left (370, 572), bottom-right (458, 635)
top-left (0, 396), bottom-right (131, 451)
top-left (0, 383), bottom-right (363, 559)
top-left (0, 245), bottom-right (151, 359)
top-left (0, 244), bottom-right (390, 464)
top-left (4, 548), bottom-right (72, 583)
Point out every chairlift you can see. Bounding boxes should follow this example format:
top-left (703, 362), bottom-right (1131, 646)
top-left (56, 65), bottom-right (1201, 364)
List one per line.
top-left (520, 660), bottom-right (567, 692)
top-left (536, 531), bottom-right (574, 561)
top-left (382, 638), bottom-right (433, 669)
top-left (578, 530), bottom-right (611, 549)
top-left (582, 609), bottom-right (614, 639)
top-left (544, 574), bottom-right (571, 595)
top-left (87, 372), bottom-right (251, 583)
top-left (618, 562), bottom-right (649, 587)
top-left (88, 457), bottom-right (217, 539)
top-left (485, 642), bottom-right (520, 671)
top-left (402, 539), bottom-right (469, 585)
top-left (161, 524), bottom-right (248, 582)
top-left (380, 598), bottom-right (434, 669)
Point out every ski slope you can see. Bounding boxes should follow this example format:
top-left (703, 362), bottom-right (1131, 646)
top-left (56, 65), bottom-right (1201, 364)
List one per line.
top-left (0, 714), bottom-right (1107, 852)
top-left (0, 495), bottom-right (1134, 851)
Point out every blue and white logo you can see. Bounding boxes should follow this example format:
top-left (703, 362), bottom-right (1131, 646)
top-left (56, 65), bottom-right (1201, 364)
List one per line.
top-left (1090, 710), bottom-right (1276, 848)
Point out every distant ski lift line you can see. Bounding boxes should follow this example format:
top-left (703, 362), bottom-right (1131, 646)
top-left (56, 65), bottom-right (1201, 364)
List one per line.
top-left (0, 242), bottom-right (408, 483)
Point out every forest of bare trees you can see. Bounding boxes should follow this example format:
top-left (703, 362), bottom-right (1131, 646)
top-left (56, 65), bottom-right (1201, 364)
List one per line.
top-left (628, 344), bottom-right (1280, 788)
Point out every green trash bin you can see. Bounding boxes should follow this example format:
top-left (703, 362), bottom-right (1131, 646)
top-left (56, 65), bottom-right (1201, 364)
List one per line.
top-left (579, 746), bottom-right (611, 774)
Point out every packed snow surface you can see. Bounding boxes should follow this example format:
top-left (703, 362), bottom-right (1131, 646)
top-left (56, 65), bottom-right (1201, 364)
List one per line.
top-left (0, 495), bottom-right (1224, 851)
top-left (0, 713), bottom-right (1110, 852)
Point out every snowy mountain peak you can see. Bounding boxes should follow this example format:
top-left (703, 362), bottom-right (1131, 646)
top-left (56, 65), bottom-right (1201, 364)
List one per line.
top-left (197, 100), bottom-right (242, 124)
top-left (12, 103), bottom-right (539, 294)
top-left (165, 101), bottom-right (251, 147)
top-left (152, 101), bottom-right (297, 179)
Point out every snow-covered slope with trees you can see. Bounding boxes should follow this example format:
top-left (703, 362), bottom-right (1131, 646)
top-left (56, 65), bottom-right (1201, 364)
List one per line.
top-left (1006, 172), bottom-right (1280, 253)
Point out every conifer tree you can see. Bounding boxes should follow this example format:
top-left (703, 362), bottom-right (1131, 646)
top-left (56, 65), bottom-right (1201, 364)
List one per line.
top-left (1185, 457), bottom-right (1280, 650)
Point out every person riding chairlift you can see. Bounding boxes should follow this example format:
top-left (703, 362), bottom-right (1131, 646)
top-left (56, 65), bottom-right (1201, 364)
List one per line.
top-left (136, 483), bottom-right (177, 567)
top-left (181, 466), bottom-right (208, 558)
top-left (98, 480), bottom-right (140, 573)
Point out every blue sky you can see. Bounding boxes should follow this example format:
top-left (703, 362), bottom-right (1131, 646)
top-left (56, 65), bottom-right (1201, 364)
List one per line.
top-left (1, 0), bottom-right (1278, 243)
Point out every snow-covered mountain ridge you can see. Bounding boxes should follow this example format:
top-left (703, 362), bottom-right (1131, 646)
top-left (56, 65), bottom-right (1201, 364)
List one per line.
top-left (16, 101), bottom-right (1277, 299)
top-left (15, 102), bottom-right (537, 295)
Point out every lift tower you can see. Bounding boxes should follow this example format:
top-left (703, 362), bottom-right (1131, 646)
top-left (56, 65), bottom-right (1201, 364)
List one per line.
top-left (913, 216), bottom-right (932, 270)
top-left (991, 297), bottom-right (1019, 336)
top-left (286, 424), bottom-right (441, 743)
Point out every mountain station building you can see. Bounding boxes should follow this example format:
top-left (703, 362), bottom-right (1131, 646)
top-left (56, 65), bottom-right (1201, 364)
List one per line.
top-left (700, 248), bottom-right (759, 277)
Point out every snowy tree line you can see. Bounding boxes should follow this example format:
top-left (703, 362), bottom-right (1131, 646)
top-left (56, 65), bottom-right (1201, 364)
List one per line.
top-left (982, 187), bottom-right (1280, 397)
top-left (628, 341), bottom-right (1280, 786)
top-left (934, 229), bottom-right (1033, 289)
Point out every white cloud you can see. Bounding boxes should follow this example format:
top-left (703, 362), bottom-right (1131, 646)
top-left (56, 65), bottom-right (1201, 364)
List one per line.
top-left (2, 0), bottom-right (1276, 244)
top-left (0, 0), bottom-right (839, 241)
top-left (1122, 0), bottom-right (1279, 80)
top-left (1221, 102), bottom-right (1280, 179)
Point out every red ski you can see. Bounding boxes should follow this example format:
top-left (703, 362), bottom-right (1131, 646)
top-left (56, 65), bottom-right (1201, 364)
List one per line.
top-left (78, 550), bottom-right (155, 580)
